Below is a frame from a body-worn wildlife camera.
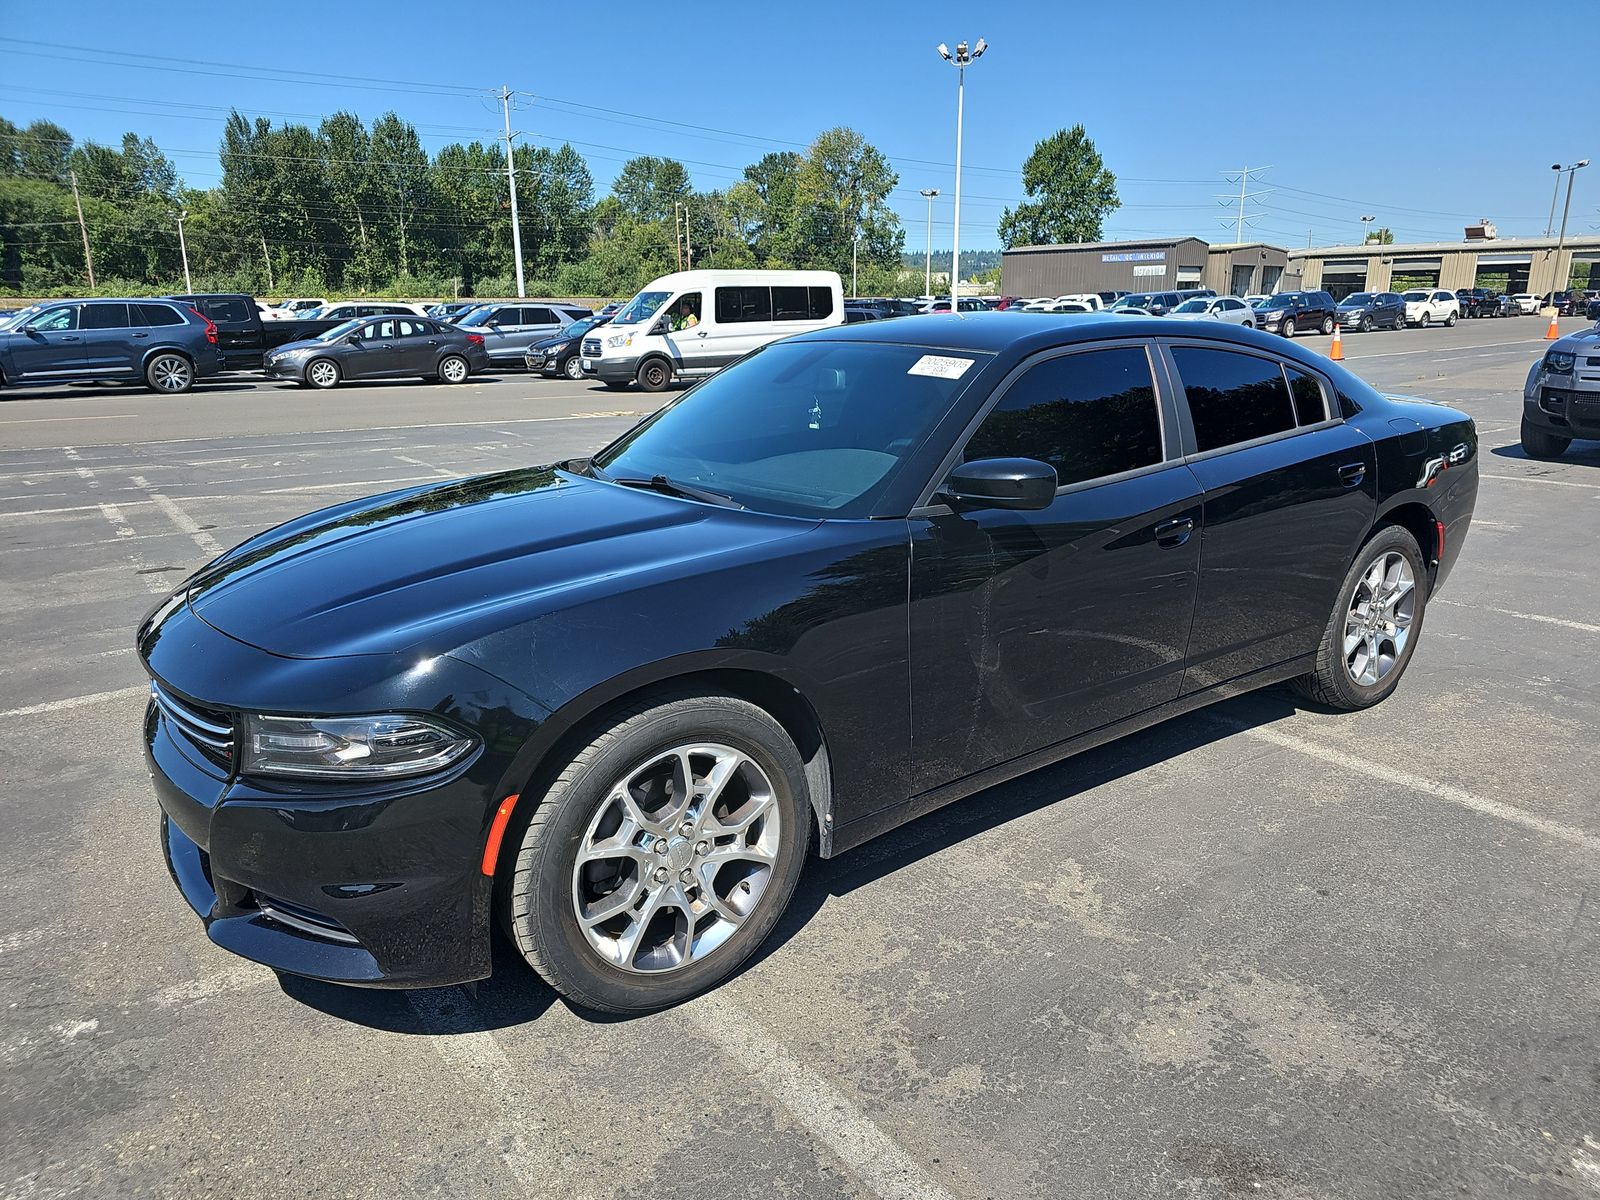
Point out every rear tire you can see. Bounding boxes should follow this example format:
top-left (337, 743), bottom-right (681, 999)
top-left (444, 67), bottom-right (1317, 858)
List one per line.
top-left (1319, 316), bottom-right (1335, 335)
top-left (498, 691), bottom-right (812, 1014)
top-left (636, 357), bottom-right (672, 392)
top-left (1293, 525), bottom-right (1427, 711)
top-left (438, 354), bottom-right (469, 385)
top-left (1520, 418), bottom-right (1571, 460)
top-left (144, 353), bottom-right (193, 395)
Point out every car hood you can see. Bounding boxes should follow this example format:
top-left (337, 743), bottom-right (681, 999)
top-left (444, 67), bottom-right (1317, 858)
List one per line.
top-left (185, 468), bottom-right (817, 659)
top-left (530, 333), bottom-right (573, 350)
top-left (1550, 325), bottom-right (1600, 352)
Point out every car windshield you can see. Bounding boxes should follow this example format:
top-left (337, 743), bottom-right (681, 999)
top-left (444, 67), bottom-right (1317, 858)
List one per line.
top-left (1340, 293), bottom-right (1373, 306)
top-left (1172, 299), bottom-right (1208, 313)
top-left (592, 339), bottom-right (989, 519)
top-left (564, 316), bottom-right (605, 338)
top-left (457, 307), bottom-right (506, 327)
top-left (1111, 296), bottom-right (1150, 308)
top-left (1402, 291), bottom-right (1427, 301)
top-left (613, 290), bottom-right (671, 326)
top-left (311, 319), bottom-right (365, 342)
top-left (295, 307), bottom-right (327, 321)
top-left (1262, 295), bottom-right (1294, 309)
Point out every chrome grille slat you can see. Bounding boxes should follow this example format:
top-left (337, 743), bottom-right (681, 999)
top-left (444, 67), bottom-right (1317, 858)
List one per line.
top-left (582, 337), bottom-right (601, 356)
top-left (151, 682), bottom-right (235, 766)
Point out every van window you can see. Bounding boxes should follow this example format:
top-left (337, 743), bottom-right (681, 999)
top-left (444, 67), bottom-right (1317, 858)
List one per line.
top-left (808, 286), bottom-right (834, 319)
top-left (715, 286), bottom-right (773, 324)
top-left (772, 287), bottom-right (811, 321)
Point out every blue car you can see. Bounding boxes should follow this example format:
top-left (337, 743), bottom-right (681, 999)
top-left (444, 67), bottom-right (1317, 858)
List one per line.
top-left (0, 298), bottom-right (224, 393)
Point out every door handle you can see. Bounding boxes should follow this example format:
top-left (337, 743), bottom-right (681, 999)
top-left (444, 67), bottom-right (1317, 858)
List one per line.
top-left (1154, 516), bottom-right (1195, 547)
top-left (60, 335), bottom-right (82, 342)
top-left (131, 332), bottom-right (149, 339)
top-left (697, 330), bottom-right (708, 337)
top-left (378, 343), bottom-right (394, 350)
top-left (426, 339), bottom-right (439, 345)
top-left (1338, 462), bottom-right (1367, 487)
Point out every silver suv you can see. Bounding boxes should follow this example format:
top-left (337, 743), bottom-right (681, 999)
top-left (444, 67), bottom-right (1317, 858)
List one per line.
top-left (454, 302), bottom-right (591, 366)
top-left (0, 299), bottom-right (225, 393)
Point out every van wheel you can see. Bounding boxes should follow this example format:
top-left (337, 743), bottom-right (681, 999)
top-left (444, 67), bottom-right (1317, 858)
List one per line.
top-left (145, 353), bottom-right (193, 394)
top-left (498, 690), bottom-right (812, 1014)
top-left (636, 358), bottom-right (672, 392)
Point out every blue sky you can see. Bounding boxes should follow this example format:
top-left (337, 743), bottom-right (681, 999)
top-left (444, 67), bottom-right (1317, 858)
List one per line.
top-left (2, 1), bottom-right (1596, 252)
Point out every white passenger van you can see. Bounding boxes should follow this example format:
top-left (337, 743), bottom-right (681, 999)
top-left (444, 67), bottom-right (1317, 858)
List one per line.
top-left (580, 269), bottom-right (844, 391)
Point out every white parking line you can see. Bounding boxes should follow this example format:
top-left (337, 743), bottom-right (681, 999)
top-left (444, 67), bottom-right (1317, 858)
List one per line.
top-left (0, 684), bottom-right (147, 720)
top-left (1480, 472), bottom-right (1600, 491)
top-left (691, 994), bottom-right (957, 1200)
top-left (407, 988), bottom-right (590, 1200)
top-left (130, 475), bottom-right (223, 556)
top-left (1339, 338), bottom-right (1548, 361)
top-left (1210, 716), bottom-right (1600, 855)
top-left (1433, 597), bottom-right (1600, 634)
top-left (261, 474), bottom-right (438, 495)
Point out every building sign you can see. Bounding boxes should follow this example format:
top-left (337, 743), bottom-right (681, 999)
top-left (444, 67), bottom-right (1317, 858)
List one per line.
top-left (1102, 250), bottom-right (1167, 263)
top-left (1132, 264), bottom-right (1165, 277)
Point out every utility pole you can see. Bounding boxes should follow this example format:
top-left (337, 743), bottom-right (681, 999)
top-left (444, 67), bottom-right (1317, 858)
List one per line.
top-left (920, 188), bottom-right (939, 297)
top-left (176, 210), bottom-right (192, 294)
top-left (674, 204), bottom-right (683, 271)
top-left (1553, 161), bottom-right (1589, 297)
top-left (683, 201), bottom-right (692, 269)
top-left (1219, 165), bottom-right (1271, 242)
top-left (851, 226), bottom-right (858, 298)
top-left (260, 234), bottom-right (275, 293)
top-left (498, 85), bottom-right (527, 298)
top-left (69, 170), bottom-right (95, 289)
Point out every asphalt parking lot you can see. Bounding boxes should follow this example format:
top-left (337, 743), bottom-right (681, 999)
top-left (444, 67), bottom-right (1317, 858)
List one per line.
top-left (2, 317), bottom-right (1598, 1200)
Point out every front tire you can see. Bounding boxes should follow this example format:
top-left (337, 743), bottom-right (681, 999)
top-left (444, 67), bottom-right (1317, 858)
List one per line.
top-left (500, 692), bottom-right (812, 1014)
top-left (145, 353), bottom-right (193, 394)
top-left (438, 354), bottom-right (470, 385)
top-left (1445, 311), bottom-right (1457, 327)
top-left (1521, 418), bottom-right (1571, 460)
top-left (636, 357), bottom-right (672, 392)
top-left (563, 355), bottom-right (583, 380)
top-left (1358, 315), bottom-right (1371, 333)
top-left (306, 358), bottom-right (341, 389)
top-left (1293, 526), bottom-right (1427, 711)
top-left (1419, 313), bottom-right (1431, 329)
top-left (1280, 318), bottom-right (1295, 338)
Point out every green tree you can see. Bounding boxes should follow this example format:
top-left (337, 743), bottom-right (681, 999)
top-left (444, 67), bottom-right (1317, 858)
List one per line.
top-left (612, 156), bottom-right (690, 224)
top-left (1363, 227), bottom-right (1395, 244)
top-left (997, 125), bottom-right (1119, 247)
top-left (790, 127), bottom-right (903, 275)
top-left (368, 113), bottom-right (431, 280)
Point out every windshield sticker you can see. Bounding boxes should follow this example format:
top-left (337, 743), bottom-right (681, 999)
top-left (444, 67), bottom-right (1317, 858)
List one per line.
top-left (907, 354), bottom-right (975, 380)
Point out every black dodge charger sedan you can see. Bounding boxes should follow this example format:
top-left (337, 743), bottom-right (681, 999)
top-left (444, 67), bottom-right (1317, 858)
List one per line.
top-left (140, 314), bottom-right (1478, 1013)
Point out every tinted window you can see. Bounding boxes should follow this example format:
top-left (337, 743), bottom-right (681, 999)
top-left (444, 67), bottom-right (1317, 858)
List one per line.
top-left (1286, 367), bottom-right (1328, 425)
top-left (81, 302), bottom-right (131, 329)
top-left (138, 303), bottom-right (185, 327)
top-left (808, 286), bottom-right (834, 319)
top-left (716, 286), bottom-right (773, 323)
top-left (772, 286), bottom-right (810, 321)
top-left (202, 297), bottom-right (252, 323)
top-left (1173, 347), bottom-right (1296, 452)
top-left (525, 307), bottom-right (557, 325)
top-left (964, 347), bottom-right (1163, 487)
top-left (30, 306), bottom-right (77, 331)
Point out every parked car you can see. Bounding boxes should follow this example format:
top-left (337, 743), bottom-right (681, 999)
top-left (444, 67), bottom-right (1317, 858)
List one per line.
top-left (1335, 291), bottom-right (1407, 332)
top-left (1174, 288), bottom-right (1217, 302)
top-left (1243, 294), bottom-right (1271, 308)
top-left (1521, 323), bottom-right (1600, 458)
top-left (0, 298), bottom-right (223, 393)
top-left (1545, 290), bottom-right (1586, 316)
top-left (594, 302), bottom-right (624, 320)
top-left (1253, 290), bottom-right (1338, 337)
top-left (427, 301), bottom-right (480, 321)
top-left (1098, 290), bottom-right (1130, 306)
top-left (919, 298), bottom-right (987, 314)
top-left (1169, 295), bottom-right (1256, 326)
top-left (166, 294), bottom-right (393, 369)
top-left (275, 297), bottom-right (326, 317)
top-left (1401, 289), bottom-right (1460, 328)
top-left (139, 313), bottom-right (1479, 1012)
top-left (1051, 293), bottom-right (1105, 311)
top-left (1510, 293), bottom-right (1542, 315)
top-left (845, 309), bottom-right (879, 324)
top-left (1455, 288), bottom-right (1491, 318)
top-left (1587, 294), bottom-right (1600, 321)
top-left (298, 301), bottom-right (431, 322)
top-left (583, 269), bottom-right (844, 391)
top-left (1477, 292), bottom-right (1513, 318)
top-left (525, 315), bottom-right (612, 379)
top-left (455, 302), bottom-right (590, 368)
top-left (1111, 291), bottom-right (1184, 316)
top-left (262, 315), bottom-right (491, 389)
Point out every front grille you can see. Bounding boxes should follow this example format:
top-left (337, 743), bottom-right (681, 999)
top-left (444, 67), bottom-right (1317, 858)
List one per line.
top-left (582, 337), bottom-right (601, 357)
top-left (251, 892), bottom-right (360, 945)
top-left (151, 682), bottom-right (234, 771)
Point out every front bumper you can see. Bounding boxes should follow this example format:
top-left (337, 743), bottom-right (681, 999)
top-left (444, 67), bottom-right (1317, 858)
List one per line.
top-left (580, 353), bottom-right (643, 383)
top-left (1526, 378), bottom-right (1600, 439)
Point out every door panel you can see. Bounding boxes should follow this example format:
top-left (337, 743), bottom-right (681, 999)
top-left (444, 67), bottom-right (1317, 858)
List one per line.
top-left (8, 306), bottom-right (84, 379)
top-left (78, 302), bottom-right (137, 374)
top-left (393, 319), bottom-right (438, 374)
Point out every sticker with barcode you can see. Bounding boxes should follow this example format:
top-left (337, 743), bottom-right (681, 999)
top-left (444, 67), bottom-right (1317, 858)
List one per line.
top-left (907, 354), bottom-right (975, 380)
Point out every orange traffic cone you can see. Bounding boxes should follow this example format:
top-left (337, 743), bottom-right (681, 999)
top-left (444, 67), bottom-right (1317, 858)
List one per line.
top-left (1546, 309), bottom-right (1561, 340)
top-left (1329, 322), bottom-right (1344, 361)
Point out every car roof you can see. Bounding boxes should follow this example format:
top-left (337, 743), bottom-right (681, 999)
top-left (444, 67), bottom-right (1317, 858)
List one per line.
top-left (787, 310), bottom-right (1283, 355)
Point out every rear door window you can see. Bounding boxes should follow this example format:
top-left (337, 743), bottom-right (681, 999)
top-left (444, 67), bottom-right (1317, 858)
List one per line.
top-left (137, 303), bottom-right (185, 327)
top-left (81, 302), bottom-right (131, 329)
top-left (1285, 367), bottom-right (1329, 425)
top-left (1172, 346), bottom-right (1297, 453)
top-left (716, 286), bottom-right (773, 323)
top-left (525, 307), bottom-right (557, 325)
top-left (772, 287), bottom-right (811, 321)
top-left (202, 297), bottom-right (252, 323)
top-left (963, 346), bottom-right (1164, 487)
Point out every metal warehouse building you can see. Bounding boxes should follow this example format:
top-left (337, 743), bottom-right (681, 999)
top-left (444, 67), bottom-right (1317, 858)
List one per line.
top-left (1291, 235), bottom-right (1600, 299)
top-left (1001, 237), bottom-right (1289, 298)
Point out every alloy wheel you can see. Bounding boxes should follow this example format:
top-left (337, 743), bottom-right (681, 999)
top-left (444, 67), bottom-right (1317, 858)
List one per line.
top-left (571, 743), bottom-right (781, 974)
top-left (1344, 551), bottom-right (1416, 687)
top-left (440, 356), bottom-right (468, 384)
top-left (149, 356), bottom-right (191, 392)
top-left (308, 360), bottom-right (339, 388)
top-left (564, 355), bottom-right (583, 379)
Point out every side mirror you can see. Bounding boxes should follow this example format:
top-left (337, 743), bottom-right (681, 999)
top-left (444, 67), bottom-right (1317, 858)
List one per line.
top-left (939, 458), bottom-right (1057, 511)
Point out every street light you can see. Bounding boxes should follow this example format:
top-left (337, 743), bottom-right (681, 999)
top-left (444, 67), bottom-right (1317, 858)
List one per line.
top-left (1546, 163), bottom-right (1564, 238)
top-left (919, 188), bottom-right (940, 297)
top-left (1552, 159), bottom-right (1590, 300)
top-left (936, 36), bottom-right (986, 313)
top-left (1360, 214), bottom-right (1375, 244)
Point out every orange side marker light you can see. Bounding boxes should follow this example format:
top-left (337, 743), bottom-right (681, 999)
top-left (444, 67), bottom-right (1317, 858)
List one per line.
top-left (480, 793), bottom-right (521, 876)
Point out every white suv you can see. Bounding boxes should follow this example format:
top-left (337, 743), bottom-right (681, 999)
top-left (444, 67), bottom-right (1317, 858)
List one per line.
top-left (1401, 289), bottom-right (1459, 328)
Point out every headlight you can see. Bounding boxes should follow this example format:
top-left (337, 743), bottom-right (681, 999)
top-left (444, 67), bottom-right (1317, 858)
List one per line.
top-left (605, 332), bottom-right (633, 349)
top-left (1545, 350), bottom-right (1576, 373)
top-left (241, 713), bottom-right (476, 780)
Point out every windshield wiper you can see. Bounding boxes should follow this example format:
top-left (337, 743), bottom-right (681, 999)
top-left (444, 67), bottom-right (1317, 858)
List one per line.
top-left (606, 472), bottom-right (743, 510)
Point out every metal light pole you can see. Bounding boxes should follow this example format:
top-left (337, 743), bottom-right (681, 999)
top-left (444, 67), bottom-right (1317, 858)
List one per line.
top-left (851, 226), bottom-right (858, 298)
top-left (1553, 160), bottom-right (1589, 299)
top-left (937, 38), bottom-right (986, 313)
top-left (1546, 163), bottom-right (1564, 238)
top-left (920, 188), bottom-right (939, 298)
top-left (499, 85), bottom-right (527, 298)
top-left (176, 209), bottom-right (192, 294)
top-left (1359, 214), bottom-right (1375, 244)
